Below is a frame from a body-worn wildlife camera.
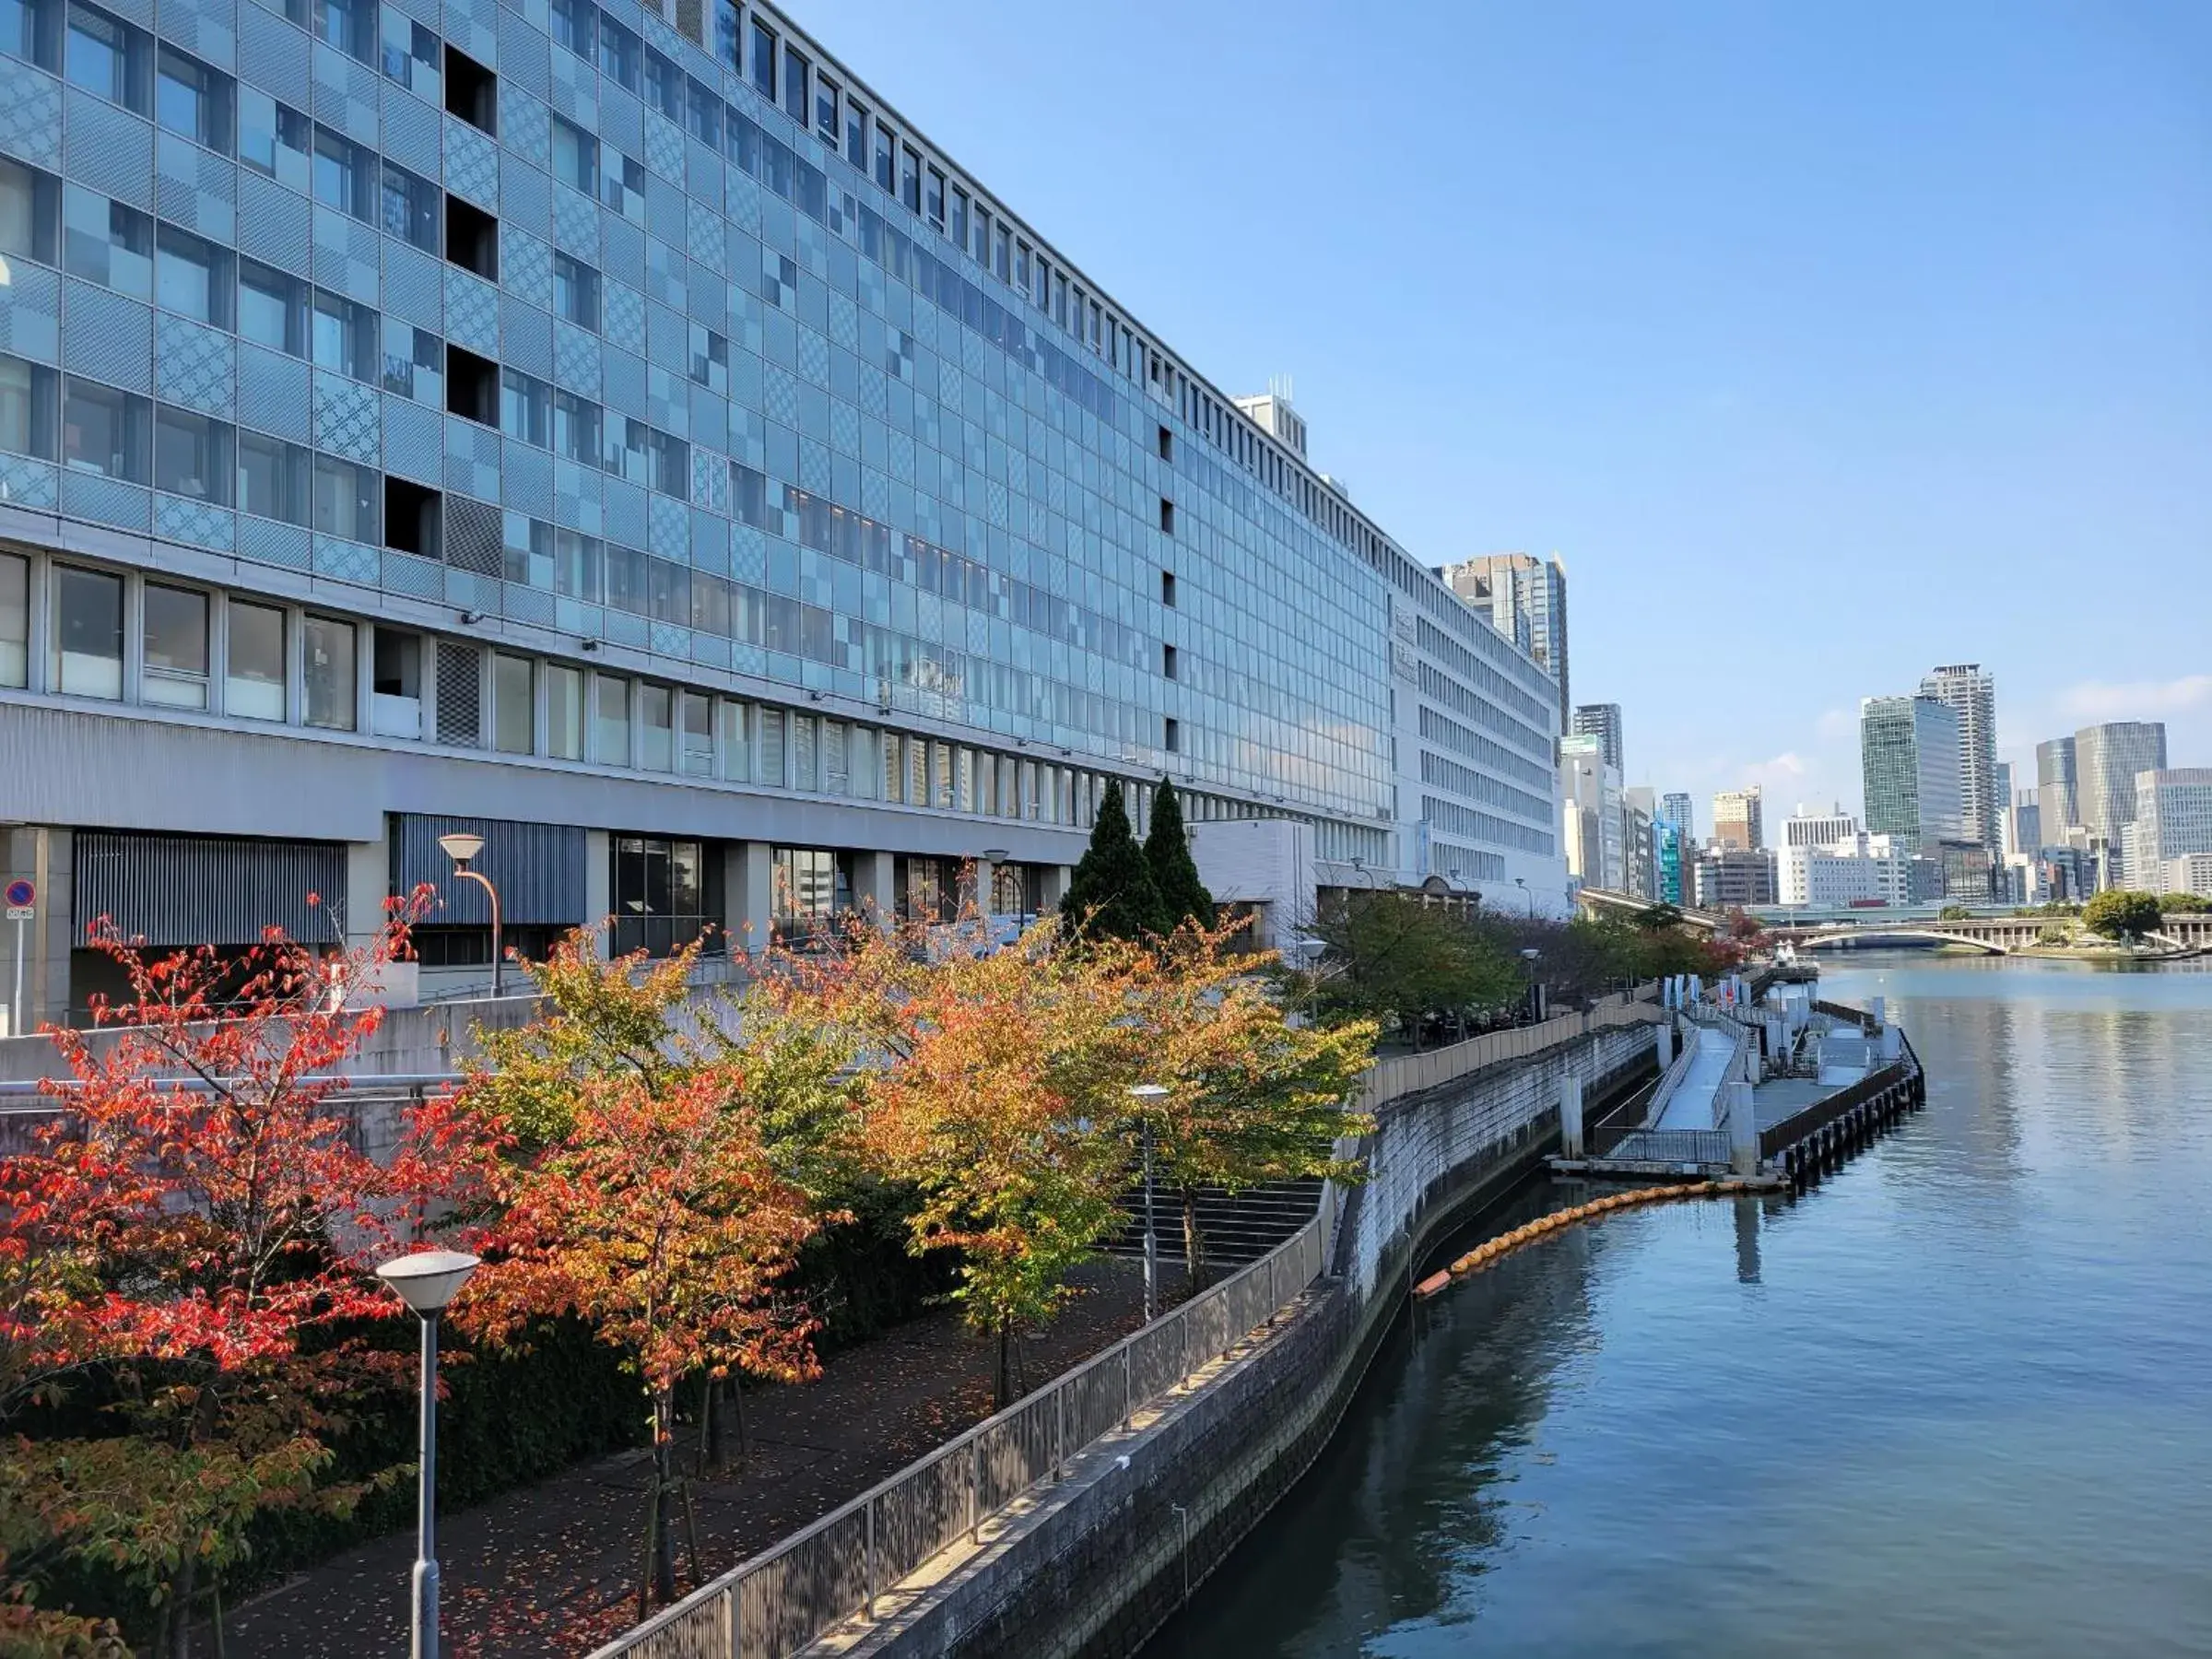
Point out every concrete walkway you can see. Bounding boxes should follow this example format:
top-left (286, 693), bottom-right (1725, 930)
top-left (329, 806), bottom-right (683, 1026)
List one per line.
top-left (1654, 1022), bottom-right (1736, 1131)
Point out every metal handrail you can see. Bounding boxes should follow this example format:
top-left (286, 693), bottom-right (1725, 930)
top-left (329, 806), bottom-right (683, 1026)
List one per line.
top-left (587, 1211), bottom-right (1327, 1659)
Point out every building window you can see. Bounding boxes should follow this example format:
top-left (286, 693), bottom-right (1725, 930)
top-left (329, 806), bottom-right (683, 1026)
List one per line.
top-left (552, 250), bottom-right (599, 329)
top-left (547, 661), bottom-right (583, 759)
top-left (772, 846), bottom-right (845, 942)
top-left (151, 405), bottom-right (232, 503)
top-left (899, 145), bottom-right (920, 213)
top-left (443, 45), bottom-right (494, 135)
top-left (140, 582), bottom-right (207, 708)
top-left (872, 122), bottom-right (893, 194)
top-left (1162, 642), bottom-right (1178, 681)
top-left (61, 376), bottom-right (149, 482)
top-left (780, 43), bottom-right (806, 124)
top-left (492, 653), bottom-right (531, 753)
top-left (747, 16), bottom-right (772, 99)
top-left (310, 0), bottom-right (372, 65)
top-left (225, 599), bottom-right (285, 720)
top-left (924, 166), bottom-right (944, 230)
top-left (550, 0), bottom-right (594, 57)
top-left (948, 183), bottom-right (967, 249)
top-left (311, 453), bottom-right (379, 542)
top-left (0, 548), bottom-right (27, 688)
top-left (311, 126), bottom-right (371, 218)
top-left (638, 681), bottom-right (673, 771)
top-left (718, 698), bottom-right (750, 781)
top-left (51, 564), bottom-right (122, 699)
top-left (1157, 424), bottom-right (1172, 462)
top-left (303, 613), bottom-right (354, 729)
top-left (712, 0), bottom-right (737, 75)
top-left (593, 673), bottom-right (629, 765)
top-left (0, 352), bottom-right (57, 460)
top-left (679, 690), bottom-right (712, 775)
top-left (236, 430), bottom-right (309, 524)
top-left (310, 288), bottom-right (377, 382)
top-left (550, 113), bottom-right (598, 194)
top-left (382, 160), bottom-right (441, 251)
top-left (814, 73), bottom-right (836, 142)
top-left (612, 836), bottom-right (708, 956)
top-left (64, 2), bottom-right (145, 111)
top-left (154, 224), bottom-right (231, 327)
top-left (1159, 497), bottom-right (1174, 535)
top-left (62, 185), bottom-right (152, 300)
top-left (237, 88), bottom-right (310, 190)
top-left (595, 9), bottom-right (637, 89)
top-left (1160, 569), bottom-right (1176, 607)
top-left (0, 157), bottom-right (58, 266)
top-left (1164, 717), bottom-right (1182, 754)
top-left (238, 260), bottom-right (307, 356)
top-left (155, 44), bottom-right (229, 149)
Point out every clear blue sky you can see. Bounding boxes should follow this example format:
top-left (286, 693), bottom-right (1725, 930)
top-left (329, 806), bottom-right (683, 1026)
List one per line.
top-left (790, 0), bottom-right (2211, 819)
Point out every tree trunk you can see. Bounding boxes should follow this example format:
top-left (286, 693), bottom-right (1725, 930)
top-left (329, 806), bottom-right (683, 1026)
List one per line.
top-left (994, 1320), bottom-right (1014, 1411)
top-left (1182, 1185), bottom-right (1206, 1295)
top-left (169, 1550), bottom-right (198, 1659)
top-left (732, 1372), bottom-right (750, 1458)
top-left (652, 1394), bottom-right (677, 1606)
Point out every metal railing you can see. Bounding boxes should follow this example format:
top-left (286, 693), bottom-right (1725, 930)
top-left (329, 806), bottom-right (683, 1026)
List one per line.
top-left (591, 1208), bottom-right (1330, 1659)
top-left (1593, 1127), bottom-right (1734, 1166)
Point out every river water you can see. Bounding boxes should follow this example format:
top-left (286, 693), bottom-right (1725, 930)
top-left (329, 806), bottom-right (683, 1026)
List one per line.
top-left (1147, 956), bottom-right (2212, 1658)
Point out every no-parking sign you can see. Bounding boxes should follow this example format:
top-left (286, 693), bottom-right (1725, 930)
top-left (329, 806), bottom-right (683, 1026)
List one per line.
top-left (5, 878), bottom-right (32, 920)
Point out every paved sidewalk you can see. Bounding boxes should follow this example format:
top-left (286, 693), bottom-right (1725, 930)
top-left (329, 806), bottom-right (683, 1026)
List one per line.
top-left (219, 1259), bottom-right (1169, 1658)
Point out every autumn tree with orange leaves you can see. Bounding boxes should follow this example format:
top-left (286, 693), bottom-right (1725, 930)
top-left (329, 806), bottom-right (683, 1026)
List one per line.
top-left (0, 893), bottom-right (479, 1659)
top-left (451, 931), bottom-right (841, 1617)
top-left (756, 914), bottom-right (1375, 1406)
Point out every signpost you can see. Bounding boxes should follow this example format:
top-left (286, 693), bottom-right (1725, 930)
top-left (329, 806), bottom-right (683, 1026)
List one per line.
top-left (6, 877), bottom-right (31, 1038)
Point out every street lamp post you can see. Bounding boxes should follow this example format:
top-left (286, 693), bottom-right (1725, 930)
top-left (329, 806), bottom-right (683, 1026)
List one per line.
top-left (1514, 876), bottom-right (1535, 918)
top-left (437, 832), bottom-right (503, 998)
top-left (376, 1250), bottom-right (480, 1659)
top-left (1128, 1084), bottom-right (1169, 1321)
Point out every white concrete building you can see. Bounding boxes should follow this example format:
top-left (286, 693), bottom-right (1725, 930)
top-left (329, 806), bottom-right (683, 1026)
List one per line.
top-left (1559, 733), bottom-right (1623, 891)
top-left (2162, 853), bottom-right (2212, 898)
top-left (2127, 769), bottom-right (2212, 892)
top-left (1783, 805), bottom-right (1859, 848)
top-left (1778, 835), bottom-right (1914, 908)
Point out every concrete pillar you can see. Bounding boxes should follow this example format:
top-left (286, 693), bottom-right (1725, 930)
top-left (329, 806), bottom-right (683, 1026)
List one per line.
top-left (1879, 1024), bottom-right (1901, 1062)
top-left (3, 826), bottom-right (73, 1037)
top-left (1559, 1073), bottom-right (1584, 1159)
top-left (1039, 864), bottom-right (1074, 913)
top-left (584, 830), bottom-right (612, 958)
top-left (1867, 994), bottom-right (1886, 1031)
top-left (343, 818), bottom-right (392, 952)
top-left (1654, 1021), bottom-right (1675, 1068)
top-left (1725, 1079), bottom-right (1759, 1177)
top-left (723, 841), bottom-right (776, 956)
top-left (851, 850), bottom-right (897, 932)
top-left (1765, 1017), bottom-right (1789, 1074)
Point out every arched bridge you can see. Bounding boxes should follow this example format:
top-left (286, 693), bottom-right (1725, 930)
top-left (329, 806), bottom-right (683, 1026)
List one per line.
top-left (1794, 926), bottom-right (2009, 955)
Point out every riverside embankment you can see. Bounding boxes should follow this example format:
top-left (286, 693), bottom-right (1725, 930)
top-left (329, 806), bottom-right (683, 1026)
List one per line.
top-left (1147, 956), bottom-right (2212, 1659)
top-left (589, 993), bottom-right (1667, 1659)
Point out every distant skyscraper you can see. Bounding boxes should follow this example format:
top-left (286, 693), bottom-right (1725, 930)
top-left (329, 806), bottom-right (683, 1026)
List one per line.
top-left (1861, 696), bottom-right (1964, 852)
top-left (1920, 665), bottom-right (1999, 852)
top-left (2074, 722), bottom-right (2169, 846)
top-left (1446, 554), bottom-right (1570, 737)
top-left (1572, 704), bottom-right (1624, 773)
top-left (1559, 733), bottom-right (1623, 890)
top-left (2127, 770), bottom-right (2212, 892)
top-left (1712, 787), bottom-right (1764, 852)
top-left (2009, 788), bottom-right (2042, 859)
top-left (1783, 804), bottom-right (1858, 848)
top-left (2037, 736), bottom-right (2079, 838)
top-left (1661, 792), bottom-right (1694, 841)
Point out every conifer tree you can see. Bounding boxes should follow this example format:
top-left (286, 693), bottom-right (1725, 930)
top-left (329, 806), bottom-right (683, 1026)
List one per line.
top-left (1059, 784), bottom-right (1163, 940)
top-left (1144, 778), bottom-right (1215, 933)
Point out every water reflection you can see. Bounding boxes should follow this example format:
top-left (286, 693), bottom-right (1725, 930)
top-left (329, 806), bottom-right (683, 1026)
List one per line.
top-left (1147, 956), bottom-right (2212, 1658)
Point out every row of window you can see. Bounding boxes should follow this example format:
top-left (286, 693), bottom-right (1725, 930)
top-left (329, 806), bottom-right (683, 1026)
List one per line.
top-left (0, 547), bottom-right (1372, 863)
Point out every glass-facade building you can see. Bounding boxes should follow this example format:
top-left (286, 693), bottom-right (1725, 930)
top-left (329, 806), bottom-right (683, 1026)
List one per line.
top-left (0, 0), bottom-right (1563, 1021)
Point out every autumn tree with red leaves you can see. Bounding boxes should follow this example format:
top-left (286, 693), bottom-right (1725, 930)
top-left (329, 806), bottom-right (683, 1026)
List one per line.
top-left (0, 892), bottom-right (480, 1658)
top-left (456, 1069), bottom-right (824, 1617)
